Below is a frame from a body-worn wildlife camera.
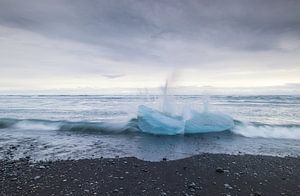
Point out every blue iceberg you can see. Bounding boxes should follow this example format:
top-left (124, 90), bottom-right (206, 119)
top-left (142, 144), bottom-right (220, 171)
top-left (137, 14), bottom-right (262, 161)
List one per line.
top-left (137, 105), bottom-right (235, 135)
top-left (185, 110), bottom-right (234, 134)
top-left (137, 105), bottom-right (185, 135)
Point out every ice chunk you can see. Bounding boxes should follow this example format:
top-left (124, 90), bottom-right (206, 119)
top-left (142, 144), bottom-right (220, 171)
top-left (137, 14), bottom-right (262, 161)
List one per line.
top-left (185, 110), bottom-right (234, 133)
top-left (137, 105), bottom-right (185, 135)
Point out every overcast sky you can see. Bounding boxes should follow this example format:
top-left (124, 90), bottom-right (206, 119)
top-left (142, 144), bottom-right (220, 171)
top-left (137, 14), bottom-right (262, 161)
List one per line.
top-left (0, 0), bottom-right (300, 92)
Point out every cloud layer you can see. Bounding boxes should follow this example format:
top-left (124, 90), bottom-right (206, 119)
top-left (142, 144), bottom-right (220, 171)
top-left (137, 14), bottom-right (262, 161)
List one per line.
top-left (0, 0), bottom-right (299, 91)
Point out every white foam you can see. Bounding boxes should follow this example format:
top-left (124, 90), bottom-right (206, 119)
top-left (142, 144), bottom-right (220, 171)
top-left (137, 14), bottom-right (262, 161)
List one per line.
top-left (13, 120), bottom-right (60, 131)
top-left (232, 124), bottom-right (300, 140)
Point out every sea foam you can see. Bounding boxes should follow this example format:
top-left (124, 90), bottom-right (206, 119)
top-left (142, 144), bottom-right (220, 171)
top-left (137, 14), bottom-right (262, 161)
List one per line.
top-left (232, 123), bottom-right (300, 140)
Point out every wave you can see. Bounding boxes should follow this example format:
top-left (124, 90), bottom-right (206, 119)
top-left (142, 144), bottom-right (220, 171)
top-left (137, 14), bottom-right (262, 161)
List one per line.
top-left (232, 123), bottom-right (300, 140)
top-left (0, 118), bottom-right (19, 129)
top-left (1, 118), bottom-right (300, 139)
top-left (0, 118), bottom-right (139, 134)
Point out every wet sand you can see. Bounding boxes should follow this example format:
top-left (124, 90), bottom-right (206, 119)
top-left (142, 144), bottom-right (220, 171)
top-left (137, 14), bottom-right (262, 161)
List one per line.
top-left (1, 154), bottom-right (299, 196)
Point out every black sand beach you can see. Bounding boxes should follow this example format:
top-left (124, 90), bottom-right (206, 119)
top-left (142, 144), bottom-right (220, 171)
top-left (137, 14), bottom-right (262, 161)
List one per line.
top-left (1, 154), bottom-right (299, 196)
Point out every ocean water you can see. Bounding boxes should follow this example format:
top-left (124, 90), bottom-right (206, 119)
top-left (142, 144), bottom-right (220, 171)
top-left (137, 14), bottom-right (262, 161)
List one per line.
top-left (0, 95), bottom-right (300, 161)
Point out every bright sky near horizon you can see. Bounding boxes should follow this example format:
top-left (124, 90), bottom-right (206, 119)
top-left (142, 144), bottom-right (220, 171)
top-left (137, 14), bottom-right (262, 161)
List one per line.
top-left (0, 0), bottom-right (300, 93)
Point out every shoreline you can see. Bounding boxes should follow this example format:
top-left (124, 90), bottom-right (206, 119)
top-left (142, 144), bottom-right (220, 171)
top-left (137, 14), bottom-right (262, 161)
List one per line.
top-left (1, 153), bottom-right (299, 196)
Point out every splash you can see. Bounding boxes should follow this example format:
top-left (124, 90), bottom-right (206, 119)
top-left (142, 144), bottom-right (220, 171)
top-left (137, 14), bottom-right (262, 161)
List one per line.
top-left (160, 72), bottom-right (179, 115)
top-left (137, 78), bottom-right (235, 135)
top-left (161, 79), bottom-right (172, 113)
top-left (202, 93), bottom-right (210, 113)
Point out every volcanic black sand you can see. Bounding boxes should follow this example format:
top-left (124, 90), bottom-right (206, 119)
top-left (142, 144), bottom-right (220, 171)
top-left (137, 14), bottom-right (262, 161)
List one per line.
top-left (1, 154), bottom-right (299, 196)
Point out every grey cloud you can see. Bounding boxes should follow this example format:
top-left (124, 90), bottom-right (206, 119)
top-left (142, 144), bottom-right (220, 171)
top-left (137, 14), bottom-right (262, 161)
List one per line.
top-left (0, 0), bottom-right (300, 68)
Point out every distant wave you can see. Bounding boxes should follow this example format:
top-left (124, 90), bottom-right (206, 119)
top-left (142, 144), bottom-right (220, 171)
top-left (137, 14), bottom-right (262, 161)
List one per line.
top-left (1, 118), bottom-right (300, 139)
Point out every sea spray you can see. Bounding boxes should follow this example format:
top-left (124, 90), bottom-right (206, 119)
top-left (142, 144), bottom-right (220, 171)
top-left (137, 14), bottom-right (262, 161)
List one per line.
top-left (137, 74), bottom-right (236, 134)
top-left (136, 73), bottom-right (187, 135)
top-left (159, 72), bottom-right (180, 115)
top-left (202, 93), bottom-right (210, 113)
top-left (181, 95), bottom-right (210, 121)
top-left (161, 79), bottom-right (171, 113)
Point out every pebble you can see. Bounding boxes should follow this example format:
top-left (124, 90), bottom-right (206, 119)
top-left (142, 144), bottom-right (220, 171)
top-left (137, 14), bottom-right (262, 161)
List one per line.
top-left (188, 182), bottom-right (196, 189)
top-left (1, 154), bottom-right (299, 195)
top-left (34, 176), bottom-right (41, 180)
top-left (113, 189), bottom-right (119, 193)
top-left (252, 191), bottom-right (262, 196)
top-left (224, 184), bottom-right (233, 189)
top-left (234, 172), bottom-right (240, 176)
top-left (216, 167), bottom-right (224, 173)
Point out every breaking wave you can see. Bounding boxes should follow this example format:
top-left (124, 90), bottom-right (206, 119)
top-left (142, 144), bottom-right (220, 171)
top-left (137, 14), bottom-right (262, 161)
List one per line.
top-left (232, 122), bottom-right (300, 140)
top-left (0, 118), bottom-right (139, 134)
top-left (0, 118), bottom-right (300, 140)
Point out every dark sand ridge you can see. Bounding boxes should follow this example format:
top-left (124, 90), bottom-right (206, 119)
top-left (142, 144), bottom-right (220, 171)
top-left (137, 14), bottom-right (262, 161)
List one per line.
top-left (1, 153), bottom-right (300, 196)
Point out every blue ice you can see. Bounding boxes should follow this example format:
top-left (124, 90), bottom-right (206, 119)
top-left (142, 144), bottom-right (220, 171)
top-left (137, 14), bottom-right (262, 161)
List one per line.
top-left (185, 110), bottom-right (234, 134)
top-left (137, 105), bottom-right (185, 135)
top-left (137, 105), bottom-right (234, 135)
